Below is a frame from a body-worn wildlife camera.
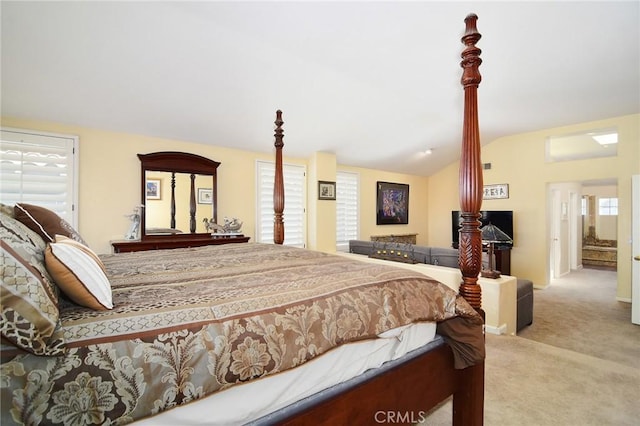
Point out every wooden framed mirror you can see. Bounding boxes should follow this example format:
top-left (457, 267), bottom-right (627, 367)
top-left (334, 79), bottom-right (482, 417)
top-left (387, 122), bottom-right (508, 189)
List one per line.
top-left (139, 151), bottom-right (220, 240)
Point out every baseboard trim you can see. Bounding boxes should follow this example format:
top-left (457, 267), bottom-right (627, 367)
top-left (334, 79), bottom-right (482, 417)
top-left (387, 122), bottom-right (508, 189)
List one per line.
top-left (616, 297), bottom-right (632, 303)
top-left (485, 324), bottom-right (507, 335)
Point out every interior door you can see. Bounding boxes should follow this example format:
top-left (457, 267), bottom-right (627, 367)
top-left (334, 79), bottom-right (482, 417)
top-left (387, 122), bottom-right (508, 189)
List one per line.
top-left (549, 188), bottom-right (562, 280)
top-left (569, 191), bottom-right (579, 270)
top-left (632, 175), bottom-right (639, 325)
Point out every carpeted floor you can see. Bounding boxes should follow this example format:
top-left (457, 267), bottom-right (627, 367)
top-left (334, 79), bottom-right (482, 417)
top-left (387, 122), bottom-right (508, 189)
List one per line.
top-left (518, 268), bottom-right (639, 369)
top-left (422, 267), bottom-right (640, 425)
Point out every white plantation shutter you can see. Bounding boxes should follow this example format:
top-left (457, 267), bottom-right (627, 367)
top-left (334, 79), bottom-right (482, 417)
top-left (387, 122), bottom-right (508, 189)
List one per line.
top-left (0, 129), bottom-right (79, 226)
top-left (336, 171), bottom-right (359, 251)
top-left (256, 161), bottom-right (306, 247)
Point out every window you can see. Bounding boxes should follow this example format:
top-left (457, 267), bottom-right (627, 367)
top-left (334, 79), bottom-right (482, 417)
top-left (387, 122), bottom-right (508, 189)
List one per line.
top-left (336, 171), bottom-right (359, 252)
top-left (256, 161), bottom-right (306, 247)
top-left (0, 128), bottom-right (78, 226)
top-left (546, 127), bottom-right (618, 162)
top-left (598, 197), bottom-right (618, 216)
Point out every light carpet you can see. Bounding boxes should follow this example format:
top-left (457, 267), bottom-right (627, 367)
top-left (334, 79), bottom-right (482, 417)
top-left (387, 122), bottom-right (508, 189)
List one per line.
top-left (518, 268), bottom-right (639, 369)
top-left (423, 267), bottom-right (640, 425)
top-left (423, 334), bottom-right (640, 425)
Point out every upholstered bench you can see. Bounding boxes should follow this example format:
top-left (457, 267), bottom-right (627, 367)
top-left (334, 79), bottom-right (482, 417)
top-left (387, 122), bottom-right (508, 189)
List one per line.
top-left (516, 279), bottom-right (534, 332)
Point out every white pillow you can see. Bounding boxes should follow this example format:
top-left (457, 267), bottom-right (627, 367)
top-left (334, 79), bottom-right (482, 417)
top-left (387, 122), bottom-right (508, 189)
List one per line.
top-left (45, 241), bottom-right (113, 310)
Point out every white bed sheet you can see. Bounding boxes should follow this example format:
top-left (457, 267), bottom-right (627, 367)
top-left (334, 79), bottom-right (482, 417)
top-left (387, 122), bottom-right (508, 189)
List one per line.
top-left (134, 321), bottom-right (437, 425)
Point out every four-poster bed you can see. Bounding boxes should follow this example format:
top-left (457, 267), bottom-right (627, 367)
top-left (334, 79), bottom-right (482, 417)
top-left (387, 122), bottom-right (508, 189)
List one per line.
top-left (0, 13), bottom-right (486, 426)
top-left (255, 15), bottom-right (486, 424)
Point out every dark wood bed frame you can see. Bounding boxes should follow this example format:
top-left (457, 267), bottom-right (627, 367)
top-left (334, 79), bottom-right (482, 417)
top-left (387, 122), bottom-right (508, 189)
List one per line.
top-left (269, 14), bottom-right (485, 426)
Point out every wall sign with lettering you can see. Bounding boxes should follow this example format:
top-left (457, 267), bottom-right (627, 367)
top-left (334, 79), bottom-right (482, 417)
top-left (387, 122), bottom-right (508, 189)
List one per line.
top-left (483, 184), bottom-right (509, 200)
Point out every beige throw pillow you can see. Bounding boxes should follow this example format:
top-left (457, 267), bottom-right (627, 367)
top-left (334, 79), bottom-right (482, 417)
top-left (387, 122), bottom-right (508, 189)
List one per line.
top-left (45, 240), bottom-right (113, 310)
top-left (53, 235), bottom-right (106, 272)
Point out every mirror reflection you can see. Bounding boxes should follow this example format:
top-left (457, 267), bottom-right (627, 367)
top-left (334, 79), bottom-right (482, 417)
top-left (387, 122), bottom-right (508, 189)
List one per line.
top-left (144, 171), bottom-right (213, 234)
top-left (138, 151), bottom-right (220, 240)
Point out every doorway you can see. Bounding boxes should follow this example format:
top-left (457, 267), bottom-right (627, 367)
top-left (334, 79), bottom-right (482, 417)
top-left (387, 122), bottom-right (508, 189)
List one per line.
top-left (581, 184), bottom-right (618, 271)
top-left (547, 180), bottom-right (618, 282)
top-left (632, 175), bottom-right (639, 325)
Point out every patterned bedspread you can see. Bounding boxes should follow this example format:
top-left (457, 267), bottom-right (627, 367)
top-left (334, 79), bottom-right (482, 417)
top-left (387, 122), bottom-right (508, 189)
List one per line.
top-left (1, 243), bottom-right (483, 425)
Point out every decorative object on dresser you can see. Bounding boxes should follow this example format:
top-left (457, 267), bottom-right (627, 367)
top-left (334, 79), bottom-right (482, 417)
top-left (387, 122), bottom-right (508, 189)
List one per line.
top-left (124, 205), bottom-right (142, 240)
top-left (376, 181), bottom-right (409, 225)
top-left (202, 217), bottom-right (243, 235)
top-left (202, 217), bottom-right (224, 233)
top-left (480, 223), bottom-right (513, 278)
top-left (222, 216), bottom-right (243, 233)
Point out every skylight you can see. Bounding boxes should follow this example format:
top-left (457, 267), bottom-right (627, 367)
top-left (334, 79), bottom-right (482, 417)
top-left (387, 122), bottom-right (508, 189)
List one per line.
top-left (592, 133), bottom-right (618, 145)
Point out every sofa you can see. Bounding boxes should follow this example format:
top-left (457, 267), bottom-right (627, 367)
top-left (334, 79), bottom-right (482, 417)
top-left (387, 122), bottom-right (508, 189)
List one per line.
top-left (346, 240), bottom-right (534, 334)
top-left (348, 239), bottom-right (484, 269)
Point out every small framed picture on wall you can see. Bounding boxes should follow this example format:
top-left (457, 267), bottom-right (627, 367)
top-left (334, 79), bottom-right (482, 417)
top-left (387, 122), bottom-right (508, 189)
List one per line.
top-left (318, 181), bottom-right (336, 200)
top-left (146, 179), bottom-right (161, 200)
top-left (198, 188), bottom-right (213, 204)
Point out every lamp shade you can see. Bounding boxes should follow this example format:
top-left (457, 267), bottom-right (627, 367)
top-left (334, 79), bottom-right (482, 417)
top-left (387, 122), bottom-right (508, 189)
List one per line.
top-left (480, 223), bottom-right (513, 244)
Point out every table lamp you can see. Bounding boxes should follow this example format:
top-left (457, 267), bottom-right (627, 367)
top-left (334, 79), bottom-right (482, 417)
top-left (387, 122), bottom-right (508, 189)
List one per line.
top-left (480, 223), bottom-right (513, 278)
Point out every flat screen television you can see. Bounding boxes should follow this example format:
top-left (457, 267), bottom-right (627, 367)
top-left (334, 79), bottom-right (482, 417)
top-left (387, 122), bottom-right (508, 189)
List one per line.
top-left (451, 210), bottom-right (513, 248)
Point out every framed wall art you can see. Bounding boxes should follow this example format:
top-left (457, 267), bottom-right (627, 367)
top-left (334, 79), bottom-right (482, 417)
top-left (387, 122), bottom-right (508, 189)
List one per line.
top-left (483, 183), bottom-right (509, 200)
top-left (376, 181), bottom-right (409, 225)
top-left (318, 180), bottom-right (336, 200)
top-left (198, 188), bottom-right (213, 204)
top-left (146, 179), bottom-right (161, 200)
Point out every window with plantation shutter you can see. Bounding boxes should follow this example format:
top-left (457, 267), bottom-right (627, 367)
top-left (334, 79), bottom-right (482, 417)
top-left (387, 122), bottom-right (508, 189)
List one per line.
top-left (336, 170), bottom-right (359, 252)
top-left (256, 161), bottom-right (306, 247)
top-left (0, 128), bottom-right (79, 226)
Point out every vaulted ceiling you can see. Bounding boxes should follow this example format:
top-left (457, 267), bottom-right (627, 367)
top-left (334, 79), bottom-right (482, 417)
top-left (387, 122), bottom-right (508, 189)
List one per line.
top-left (2, 1), bottom-right (638, 176)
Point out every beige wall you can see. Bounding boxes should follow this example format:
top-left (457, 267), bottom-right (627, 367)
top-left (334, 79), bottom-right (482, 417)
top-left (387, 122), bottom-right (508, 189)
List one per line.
top-left (1, 116), bottom-right (429, 256)
top-left (4, 114), bottom-right (637, 300)
top-left (427, 114), bottom-right (639, 300)
top-left (336, 166), bottom-right (429, 246)
top-left (308, 151), bottom-right (338, 252)
top-left (1, 117), bottom-right (274, 253)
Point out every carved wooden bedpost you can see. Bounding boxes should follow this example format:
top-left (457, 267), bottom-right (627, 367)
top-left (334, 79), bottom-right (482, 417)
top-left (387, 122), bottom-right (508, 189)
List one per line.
top-left (189, 174), bottom-right (197, 233)
top-left (273, 110), bottom-right (285, 245)
top-left (170, 172), bottom-right (176, 229)
top-left (458, 14), bottom-right (484, 311)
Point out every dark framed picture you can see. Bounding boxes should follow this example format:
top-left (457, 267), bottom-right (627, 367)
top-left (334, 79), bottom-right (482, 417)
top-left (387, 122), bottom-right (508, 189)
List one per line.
top-left (198, 188), bottom-right (213, 204)
top-left (146, 179), bottom-right (161, 200)
top-left (376, 181), bottom-right (409, 225)
top-left (318, 180), bottom-right (336, 200)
